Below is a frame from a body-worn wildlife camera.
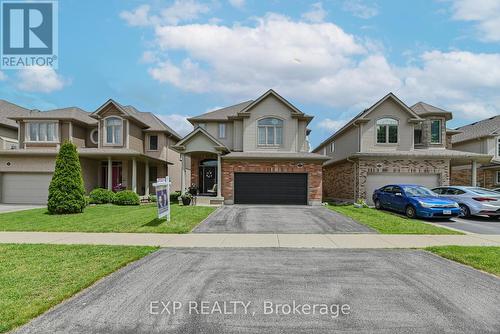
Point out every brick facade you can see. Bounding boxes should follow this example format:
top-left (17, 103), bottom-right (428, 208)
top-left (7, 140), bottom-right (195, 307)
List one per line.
top-left (323, 161), bottom-right (355, 201)
top-left (190, 153), bottom-right (217, 187)
top-left (221, 159), bottom-right (323, 205)
top-left (451, 165), bottom-right (500, 188)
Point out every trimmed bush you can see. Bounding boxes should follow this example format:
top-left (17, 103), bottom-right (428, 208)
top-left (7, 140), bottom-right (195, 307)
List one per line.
top-left (89, 188), bottom-right (115, 204)
top-left (113, 190), bottom-right (140, 206)
top-left (47, 141), bottom-right (86, 214)
top-left (170, 191), bottom-right (181, 203)
top-left (148, 194), bottom-right (157, 203)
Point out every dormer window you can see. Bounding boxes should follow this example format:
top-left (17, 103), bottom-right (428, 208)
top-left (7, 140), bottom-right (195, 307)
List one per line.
top-left (105, 117), bottom-right (122, 145)
top-left (376, 118), bottom-right (398, 144)
top-left (27, 121), bottom-right (58, 142)
top-left (414, 122), bottom-right (422, 145)
top-left (258, 118), bottom-right (283, 146)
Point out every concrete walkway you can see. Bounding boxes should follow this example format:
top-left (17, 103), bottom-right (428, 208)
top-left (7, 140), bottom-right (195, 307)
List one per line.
top-left (0, 231), bottom-right (499, 248)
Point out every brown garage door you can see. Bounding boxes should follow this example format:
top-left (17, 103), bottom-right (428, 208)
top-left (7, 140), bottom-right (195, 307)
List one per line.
top-left (234, 173), bottom-right (308, 205)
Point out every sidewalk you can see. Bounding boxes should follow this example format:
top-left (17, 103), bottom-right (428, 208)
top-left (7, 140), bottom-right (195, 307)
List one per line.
top-left (0, 232), bottom-right (499, 248)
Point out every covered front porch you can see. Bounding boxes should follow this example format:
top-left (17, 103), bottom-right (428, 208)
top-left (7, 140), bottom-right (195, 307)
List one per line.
top-left (173, 127), bottom-right (228, 206)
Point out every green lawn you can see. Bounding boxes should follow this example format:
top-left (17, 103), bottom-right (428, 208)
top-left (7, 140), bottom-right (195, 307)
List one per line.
top-left (427, 246), bottom-right (500, 276)
top-left (0, 244), bottom-right (157, 333)
top-left (0, 204), bottom-right (215, 233)
top-left (328, 205), bottom-right (463, 234)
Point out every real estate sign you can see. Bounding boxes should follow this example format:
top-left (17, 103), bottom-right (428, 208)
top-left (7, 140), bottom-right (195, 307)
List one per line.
top-left (153, 177), bottom-right (170, 221)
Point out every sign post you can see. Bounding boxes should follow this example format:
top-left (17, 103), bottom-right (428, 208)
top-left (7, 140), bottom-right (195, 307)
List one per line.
top-left (153, 176), bottom-right (170, 222)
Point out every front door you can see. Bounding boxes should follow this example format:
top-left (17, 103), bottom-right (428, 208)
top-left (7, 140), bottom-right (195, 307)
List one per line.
top-left (101, 161), bottom-right (123, 190)
top-left (198, 159), bottom-right (218, 194)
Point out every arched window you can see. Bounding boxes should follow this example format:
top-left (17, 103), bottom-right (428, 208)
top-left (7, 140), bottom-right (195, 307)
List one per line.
top-left (257, 118), bottom-right (283, 146)
top-left (105, 117), bottom-right (122, 144)
top-left (376, 118), bottom-right (398, 144)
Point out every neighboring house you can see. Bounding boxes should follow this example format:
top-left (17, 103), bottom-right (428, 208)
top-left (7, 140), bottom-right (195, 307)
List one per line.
top-left (173, 89), bottom-right (328, 205)
top-left (0, 100), bottom-right (30, 150)
top-left (0, 99), bottom-right (182, 204)
top-left (312, 93), bottom-right (492, 205)
top-left (450, 115), bottom-right (500, 188)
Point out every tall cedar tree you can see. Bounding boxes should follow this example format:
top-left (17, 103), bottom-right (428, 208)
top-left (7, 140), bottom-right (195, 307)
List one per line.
top-left (47, 141), bottom-right (86, 214)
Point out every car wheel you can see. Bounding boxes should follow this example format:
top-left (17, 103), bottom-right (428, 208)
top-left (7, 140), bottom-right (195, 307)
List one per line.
top-left (459, 204), bottom-right (471, 218)
top-left (374, 199), bottom-right (382, 210)
top-left (405, 205), bottom-right (417, 219)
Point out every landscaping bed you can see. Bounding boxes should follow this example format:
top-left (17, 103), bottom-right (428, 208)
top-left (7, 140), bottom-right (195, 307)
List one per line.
top-left (0, 204), bottom-right (215, 234)
top-left (328, 205), bottom-right (463, 234)
top-left (0, 244), bottom-right (157, 333)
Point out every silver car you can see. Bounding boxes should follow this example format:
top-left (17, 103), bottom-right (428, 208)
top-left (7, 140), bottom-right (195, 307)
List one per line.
top-left (432, 186), bottom-right (500, 218)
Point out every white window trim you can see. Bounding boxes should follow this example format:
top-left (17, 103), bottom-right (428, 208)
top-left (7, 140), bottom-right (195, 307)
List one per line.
top-left (330, 142), bottom-right (335, 153)
top-left (430, 119), bottom-right (442, 144)
top-left (218, 123), bottom-right (226, 139)
top-left (89, 128), bottom-right (99, 145)
top-left (375, 117), bottom-right (399, 145)
top-left (146, 134), bottom-right (159, 152)
top-left (257, 117), bottom-right (284, 147)
top-left (103, 116), bottom-right (123, 146)
top-left (24, 120), bottom-right (59, 143)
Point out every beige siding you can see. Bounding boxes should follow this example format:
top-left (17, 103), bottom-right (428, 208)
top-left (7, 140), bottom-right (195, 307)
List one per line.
top-left (80, 158), bottom-right (99, 193)
top-left (360, 99), bottom-right (414, 151)
top-left (327, 126), bottom-right (359, 161)
top-left (0, 156), bottom-right (55, 172)
top-left (128, 121), bottom-right (144, 153)
top-left (61, 122), bottom-right (70, 142)
top-left (72, 123), bottom-right (86, 148)
top-left (242, 94), bottom-right (300, 152)
top-left (452, 139), bottom-right (485, 154)
top-left (233, 120), bottom-right (243, 151)
top-left (85, 127), bottom-right (98, 148)
top-left (144, 132), bottom-right (166, 160)
top-left (0, 126), bottom-right (17, 140)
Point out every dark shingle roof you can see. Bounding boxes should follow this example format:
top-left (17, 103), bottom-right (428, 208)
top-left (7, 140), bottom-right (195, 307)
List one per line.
top-left (188, 100), bottom-right (254, 122)
top-left (122, 105), bottom-right (181, 140)
top-left (452, 115), bottom-right (500, 144)
top-left (0, 99), bottom-right (30, 128)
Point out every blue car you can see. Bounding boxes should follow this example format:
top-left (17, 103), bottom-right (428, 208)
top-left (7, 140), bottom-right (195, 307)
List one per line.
top-left (372, 184), bottom-right (461, 219)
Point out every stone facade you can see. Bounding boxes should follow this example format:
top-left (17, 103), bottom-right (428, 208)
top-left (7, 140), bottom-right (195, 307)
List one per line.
top-left (322, 161), bottom-right (355, 201)
top-left (451, 165), bottom-right (500, 188)
top-left (221, 159), bottom-right (323, 205)
top-left (357, 159), bottom-right (450, 200)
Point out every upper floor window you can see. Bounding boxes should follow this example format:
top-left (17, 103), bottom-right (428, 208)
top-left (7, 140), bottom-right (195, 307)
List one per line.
top-left (430, 119), bottom-right (442, 144)
top-left (27, 122), bottom-right (58, 142)
top-left (148, 135), bottom-right (158, 151)
top-left (330, 142), bottom-right (335, 153)
top-left (414, 122), bottom-right (423, 145)
top-left (90, 129), bottom-right (98, 145)
top-left (218, 123), bottom-right (226, 139)
top-left (497, 137), bottom-right (500, 157)
top-left (258, 118), bottom-right (283, 146)
top-left (376, 118), bottom-right (398, 144)
top-left (105, 117), bottom-right (122, 145)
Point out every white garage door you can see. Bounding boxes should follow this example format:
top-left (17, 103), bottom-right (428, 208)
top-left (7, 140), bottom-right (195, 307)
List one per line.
top-left (1, 173), bottom-right (53, 204)
top-left (365, 173), bottom-right (440, 205)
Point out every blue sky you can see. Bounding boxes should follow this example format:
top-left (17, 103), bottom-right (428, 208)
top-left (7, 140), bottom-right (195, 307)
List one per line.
top-left (0, 0), bottom-right (499, 148)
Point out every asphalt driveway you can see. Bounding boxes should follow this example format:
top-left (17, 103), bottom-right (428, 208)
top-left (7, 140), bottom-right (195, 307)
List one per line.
top-left (16, 248), bottom-right (500, 333)
top-left (193, 205), bottom-right (375, 233)
top-left (429, 216), bottom-right (500, 234)
top-left (0, 204), bottom-right (44, 213)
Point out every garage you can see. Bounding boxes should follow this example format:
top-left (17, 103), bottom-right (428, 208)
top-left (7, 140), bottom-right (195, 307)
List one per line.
top-left (234, 172), bottom-right (308, 205)
top-left (1, 172), bottom-right (53, 204)
top-left (365, 173), bottom-right (440, 205)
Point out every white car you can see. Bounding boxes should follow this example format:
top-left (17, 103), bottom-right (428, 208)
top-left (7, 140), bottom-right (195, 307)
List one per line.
top-left (432, 186), bottom-right (500, 218)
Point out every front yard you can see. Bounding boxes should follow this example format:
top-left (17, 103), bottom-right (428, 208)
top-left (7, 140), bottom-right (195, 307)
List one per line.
top-left (0, 204), bottom-right (215, 234)
top-left (328, 205), bottom-right (463, 234)
top-left (0, 244), bottom-right (158, 333)
top-left (427, 246), bottom-right (500, 276)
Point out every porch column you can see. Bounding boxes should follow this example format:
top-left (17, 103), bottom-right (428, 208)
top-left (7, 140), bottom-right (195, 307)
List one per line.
top-left (217, 153), bottom-right (222, 198)
top-left (180, 153), bottom-right (186, 194)
top-left (471, 160), bottom-right (477, 186)
top-left (107, 157), bottom-right (112, 190)
top-left (145, 160), bottom-right (149, 195)
top-left (132, 158), bottom-right (137, 193)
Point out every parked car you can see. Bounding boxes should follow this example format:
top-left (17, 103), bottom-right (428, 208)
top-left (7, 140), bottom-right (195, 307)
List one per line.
top-left (432, 186), bottom-right (500, 218)
top-left (373, 184), bottom-right (460, 219)
top-left (493, 188), bottom-right (500, 193)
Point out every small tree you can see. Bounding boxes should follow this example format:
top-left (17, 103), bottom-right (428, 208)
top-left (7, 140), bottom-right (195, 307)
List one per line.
top-left (47, 141), bottom-right (86, 214)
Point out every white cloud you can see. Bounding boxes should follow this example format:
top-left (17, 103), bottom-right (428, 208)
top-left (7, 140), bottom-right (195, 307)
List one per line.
top-left (317, 118), bottom-right (349, 132)
top-left (140, 50), bottom-right (158, 63)
top-left (0, 71), bottom-right (6, 81)
top-left (342, 0), bottom-right (378, 19)
top-left (157, 114), bottom-right (193, 136)
top-left (228, 0), bottom-right (245, 9)
top-left (302, 2), bottom-right (327, 23)
top-left (120, 1), bottom-right (209, 27)
top-left (449, 0), bottom-right (500, 42)
top-left (16, 66), bottom-right (68, 93)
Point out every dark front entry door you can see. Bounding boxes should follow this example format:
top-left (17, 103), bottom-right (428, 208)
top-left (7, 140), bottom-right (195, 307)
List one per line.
top-left (201, 166), bottom-right (217, 193)
top-left (234, 173), bottom-right (308, 205)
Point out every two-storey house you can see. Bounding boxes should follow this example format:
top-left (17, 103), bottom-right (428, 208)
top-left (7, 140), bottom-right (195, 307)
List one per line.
top-left (173, 89), bottom-right (328, 205)
top-left (0, 99), bottom-right (29, 150)
top-left (0, 99), bottom-right (181, 204)
top-left (312, 93), bottom-right (491, 204)
top-left (450, 115), bottom-right (500, 188)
